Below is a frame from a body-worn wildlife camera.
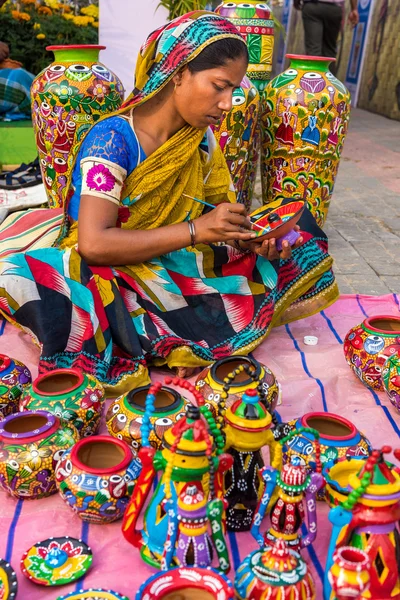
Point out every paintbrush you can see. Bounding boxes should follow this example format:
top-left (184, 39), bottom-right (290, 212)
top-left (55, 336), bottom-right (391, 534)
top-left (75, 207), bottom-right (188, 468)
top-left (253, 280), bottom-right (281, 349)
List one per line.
top-left (182, 193), bottom-right (270, 235)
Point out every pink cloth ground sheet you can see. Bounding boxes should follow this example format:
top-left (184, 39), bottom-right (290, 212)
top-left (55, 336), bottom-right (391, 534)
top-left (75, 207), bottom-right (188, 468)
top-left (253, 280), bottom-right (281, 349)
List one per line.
top-left (0, 293), bottom-right (399, 599)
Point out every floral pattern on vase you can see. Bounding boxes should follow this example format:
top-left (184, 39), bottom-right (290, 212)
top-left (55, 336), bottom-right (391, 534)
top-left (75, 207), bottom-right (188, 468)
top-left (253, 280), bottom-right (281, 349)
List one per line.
top-left (0, 354), bottom-right (31, 420)
top-left (20, 369), bottom-right (105, 438)
top-left (0, 410), bottom-right (79, 499)
top-left (263, 54), bottom-right (351, 227)
top-left (31, 44), bottom-right (124, 209)
top-left (382, 352), bottom-right (400, 413)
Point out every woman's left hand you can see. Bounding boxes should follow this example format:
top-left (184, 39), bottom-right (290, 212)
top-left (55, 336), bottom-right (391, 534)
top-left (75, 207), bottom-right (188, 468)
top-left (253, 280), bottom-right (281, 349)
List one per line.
top-left (240, 225), bottom-right (303, 260)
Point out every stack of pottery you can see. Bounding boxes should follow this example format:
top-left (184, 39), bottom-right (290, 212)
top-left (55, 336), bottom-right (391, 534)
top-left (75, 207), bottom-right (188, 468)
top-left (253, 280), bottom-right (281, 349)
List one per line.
top-left (0, 410), bottom-right (79, 499)
top-left (20, 368), bottom-right (105, 438)
top-left (106, 384), bottom-right (188, 456)
top-left (31, 44), bottom-right (124, 209)
top-left (344, 315), bottom-right (400, 391)
top-left (262, 54), bottom-right (351, 227)
top-left (56, 435), bottom-right (141, 524)
top-left (195, 355), bottom-right (280, 416)
top-left (0, 354), bottom-right (31, 420)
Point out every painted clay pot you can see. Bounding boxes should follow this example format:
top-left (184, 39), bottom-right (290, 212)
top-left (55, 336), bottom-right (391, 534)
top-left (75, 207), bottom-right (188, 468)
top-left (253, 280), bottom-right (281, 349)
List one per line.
top-left (344, 315), bottom-right (400, 392)
top-left (323, 457), bottom-right (366, 507)
top-left (215, 1), bottom-right (275, 93)
top-left (195, 355), bottom-right (280, 417)
top-left (0, 354), bottom-right (32, 420)
top-left (328, 546), bottom-right (370, 600)
top-left (58, 591), bottom-right (129, 600)
top-left (283, 412), bottom-right (371, 474)
top-left (382, 352), bottom-right (400, 413)
top-left (211, 76), bottom-right (260, 210)
top-left (0, 558), bottom-right (18, 600)
top-left (136, 566), bottom-right (235, 600)
top-left (55, 435), bottom-right (141, 524)
top-left (0, 410), bottom-right (79, 499)
top-left (20, 368), bottom-right (105, 438)
top-left (263, 54), bottom-right (351, 227)
top-left (31, 44), bottom-right (124, 209)
top-left (106, 384), bottom-right (188, 456)
top-left (235, 539), bottom-right (316, 599)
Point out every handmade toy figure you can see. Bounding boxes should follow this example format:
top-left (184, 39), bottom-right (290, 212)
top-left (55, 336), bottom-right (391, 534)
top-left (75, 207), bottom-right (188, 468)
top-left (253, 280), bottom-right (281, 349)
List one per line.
top-left (251, 428), bottom-right (324, 552)
top-left (324, 446), bottom-right (400, 600)
top-left (122, 378), bottom-right (232, 571)
top-left (235, 538), bottom-right (316, 600)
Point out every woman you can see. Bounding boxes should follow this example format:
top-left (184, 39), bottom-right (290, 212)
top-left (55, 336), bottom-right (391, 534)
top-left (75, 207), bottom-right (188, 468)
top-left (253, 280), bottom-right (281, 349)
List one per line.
top-left (0, 11), bottom-right (338, 393)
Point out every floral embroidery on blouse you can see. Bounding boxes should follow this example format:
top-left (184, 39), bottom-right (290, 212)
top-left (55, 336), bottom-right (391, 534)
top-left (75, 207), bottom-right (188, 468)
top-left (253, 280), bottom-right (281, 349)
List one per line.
top-left (81, 157), bottom-right (127, 205)
top-left (86, 163), bottom-right (116, 192)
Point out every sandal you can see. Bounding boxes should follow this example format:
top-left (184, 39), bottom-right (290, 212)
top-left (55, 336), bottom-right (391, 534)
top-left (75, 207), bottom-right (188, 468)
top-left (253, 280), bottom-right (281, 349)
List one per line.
top-left (0, 157), bottom-right (43, 190)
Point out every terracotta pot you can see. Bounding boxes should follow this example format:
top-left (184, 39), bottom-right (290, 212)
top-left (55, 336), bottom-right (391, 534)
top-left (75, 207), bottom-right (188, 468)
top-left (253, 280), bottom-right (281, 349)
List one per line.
top-left (20, 368), bottom-right (105, 438)
top-left (235, 539), bottom-right (316, 599)
top-left (136, 567), bottom-right (235, 600)
top-left (263, 54), bottom-right (351, 227)
top-left (328, 546), bottom-right (370, 600)
top-left (283, 412), bottom-right (371, 475)
top-left (344, 315), bottom-right (400, 392)
top-left (0, 410), bottom-right (79, 499)
top-left (31, 44), bottom-right (124, 209)
top-left (323, 457), bottom-right (366, 507)
top-left (106, 384), bottom-right (188, 456)
top-left (211, 76), bottom-right (260, 210)
top-left (55, 435), bottom-right (141, 524)
top-left (382, 352), bottom-right (400, 413)
top-left (0, 353), bottom-right (32, 420)
top-left (195, 355), bottom-right (280, 417)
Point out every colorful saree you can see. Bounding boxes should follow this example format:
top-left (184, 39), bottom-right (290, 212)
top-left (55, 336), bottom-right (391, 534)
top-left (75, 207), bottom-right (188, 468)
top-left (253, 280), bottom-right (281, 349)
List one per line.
top-left (0, 12), bottom-right (339, 394)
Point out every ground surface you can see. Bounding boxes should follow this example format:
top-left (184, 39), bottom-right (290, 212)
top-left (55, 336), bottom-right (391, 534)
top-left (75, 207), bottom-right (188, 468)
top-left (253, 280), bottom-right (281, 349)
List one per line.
top-left (254, 107), bottom-right (400, 294)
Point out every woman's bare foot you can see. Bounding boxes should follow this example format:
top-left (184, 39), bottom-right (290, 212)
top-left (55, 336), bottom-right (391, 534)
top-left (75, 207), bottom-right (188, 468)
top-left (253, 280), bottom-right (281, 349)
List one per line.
top-left (174, 366), bottom-right (198, 379)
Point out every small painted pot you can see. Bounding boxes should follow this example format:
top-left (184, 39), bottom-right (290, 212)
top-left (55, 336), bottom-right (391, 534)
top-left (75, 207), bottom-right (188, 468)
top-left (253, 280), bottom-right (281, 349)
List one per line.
top-left (195, 355), bottom-right (280, 417)
top-left (328, 546), bottom-right (370, 600)
top-left (136, 567), bottom-right (235, 600)
top-left (106, 384), bottom-right (188, 456)
top-left (0, 354), bottom-right (32, 420)
top-left (283, 412), bottom-right (371, 482)
top-left (344, 315), bottom-right (400, 391)
top-left (0, 558), bottom-right (18, 600)
top-left (382, 352), bottom-right (400, 413)
top-left (235, 539), bottom-right (316, 600)
top-left (323, 457), bottom-right (366, 507)
top-left (55, 435), bottom-right (142, 524)
top-left (20, 369), bottom-right (105, 438)
top-left (0, 410), bottom-right (79, 499)
top-left (57, 591), bottom-right (129, 600)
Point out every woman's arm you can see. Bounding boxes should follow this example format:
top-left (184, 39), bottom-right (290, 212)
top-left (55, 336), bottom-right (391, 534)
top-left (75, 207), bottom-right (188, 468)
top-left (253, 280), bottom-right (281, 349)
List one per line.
top-left (77, 196), bottom-right (256, 266)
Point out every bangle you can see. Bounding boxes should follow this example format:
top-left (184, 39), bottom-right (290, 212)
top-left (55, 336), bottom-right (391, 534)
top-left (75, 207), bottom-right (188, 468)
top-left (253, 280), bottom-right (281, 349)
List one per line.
top-left (188, 219), bottom-right (196, 248)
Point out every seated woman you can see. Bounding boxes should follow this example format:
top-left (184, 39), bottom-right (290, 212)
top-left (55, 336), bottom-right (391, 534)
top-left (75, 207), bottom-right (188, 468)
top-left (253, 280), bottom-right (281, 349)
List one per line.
top-left (0, 12), bottom-right (338, 394)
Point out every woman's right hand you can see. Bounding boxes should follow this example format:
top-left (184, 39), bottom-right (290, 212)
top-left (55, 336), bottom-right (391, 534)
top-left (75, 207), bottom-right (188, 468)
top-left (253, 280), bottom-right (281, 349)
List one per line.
top-left (194, 203), bottom-right (257, 244)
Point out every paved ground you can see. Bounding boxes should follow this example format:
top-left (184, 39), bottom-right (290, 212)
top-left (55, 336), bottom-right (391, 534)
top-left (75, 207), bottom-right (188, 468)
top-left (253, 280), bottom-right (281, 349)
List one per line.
top-left (255, 107), bottom-right (400, 295)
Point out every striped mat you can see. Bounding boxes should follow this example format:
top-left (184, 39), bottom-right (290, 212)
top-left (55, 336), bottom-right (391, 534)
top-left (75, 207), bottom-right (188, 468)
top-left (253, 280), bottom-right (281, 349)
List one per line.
top-left (0, 293), bottom-right (399, 599)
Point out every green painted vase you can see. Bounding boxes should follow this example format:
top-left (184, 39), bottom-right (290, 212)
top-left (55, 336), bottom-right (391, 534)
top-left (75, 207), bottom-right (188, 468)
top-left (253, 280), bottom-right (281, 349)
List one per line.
top-left (263, 54), bottom-right (351, 227)
top-left (0, 354), bottom-right (32, 420)
top-left (31, 44), bottom-right (124, 209)
top-left (20, 369), bottom-right (105, 438)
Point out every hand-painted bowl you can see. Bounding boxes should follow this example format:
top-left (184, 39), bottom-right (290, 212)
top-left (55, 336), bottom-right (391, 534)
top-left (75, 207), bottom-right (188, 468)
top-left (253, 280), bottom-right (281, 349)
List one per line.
top-left (195, 355), bottom-right (281, 418)
top-left (0, 410), bottom-right (79, 499)
top-left (249, 199), bottom-right (305, 242)
top-left (136, 566), bottom-right (235, 599)
top-left (56, 435), bottom-right (142, 524)
top-left (344, 315), bottom-right (400, 391)
top-left (0, 354), bottom-right (32, 420)
top-left (106, 384), bottom-right (188, 456)
top-left (323, 457), bottom-right (367, 507)
top-left (20, 369), bottom-right (105, 438)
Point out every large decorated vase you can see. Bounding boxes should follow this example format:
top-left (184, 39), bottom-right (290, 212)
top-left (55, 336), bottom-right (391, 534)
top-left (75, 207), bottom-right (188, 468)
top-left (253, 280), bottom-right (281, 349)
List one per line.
top-left (263, 54), bottom-right (351, 227)
top-left (31, 44), bottom-right (124, 209)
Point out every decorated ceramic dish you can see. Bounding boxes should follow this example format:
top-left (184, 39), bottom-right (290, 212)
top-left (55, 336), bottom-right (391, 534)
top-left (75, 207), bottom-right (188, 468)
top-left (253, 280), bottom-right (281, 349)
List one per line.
top-left (20, 536), bottom-right (92, 586)
top-left (0, 558), bottom-right (18, 600)
top-left (249, 198), bottom-right (305, 245)
top-left (136, 566), bottom-right (235, 599)
top-left (57, 590), bottom-right (129, 600)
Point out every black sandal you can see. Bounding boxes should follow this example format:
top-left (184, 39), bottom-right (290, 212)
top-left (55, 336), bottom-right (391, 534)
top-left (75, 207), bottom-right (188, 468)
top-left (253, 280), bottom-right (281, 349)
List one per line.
top-left (0, 157), bottom-right (43, 190)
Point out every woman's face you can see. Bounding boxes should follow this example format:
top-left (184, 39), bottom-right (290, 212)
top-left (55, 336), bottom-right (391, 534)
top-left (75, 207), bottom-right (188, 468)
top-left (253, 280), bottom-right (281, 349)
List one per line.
top-left (173, 56), bottom-right (248, 129)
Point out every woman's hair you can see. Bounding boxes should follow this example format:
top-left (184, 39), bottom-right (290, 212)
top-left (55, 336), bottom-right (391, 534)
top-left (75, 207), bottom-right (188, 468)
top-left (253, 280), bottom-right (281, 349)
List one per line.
top-left (187, 38), bottom-right (248, 73)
